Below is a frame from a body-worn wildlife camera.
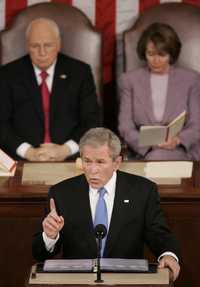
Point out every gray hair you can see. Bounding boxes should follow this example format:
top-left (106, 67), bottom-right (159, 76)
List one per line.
top-left (79, 128), bottom-right (121, 160)
top-left (25, 18), bottom-right (61, 40)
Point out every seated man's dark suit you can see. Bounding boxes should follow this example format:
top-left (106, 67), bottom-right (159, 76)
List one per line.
top-left (32, 170), bottom-right (180, 261)
top-left (0, 53), bottom-right (100, 159)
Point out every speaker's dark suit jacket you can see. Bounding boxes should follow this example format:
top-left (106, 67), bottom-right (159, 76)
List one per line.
top-left (0, 53), bottom-right (100, 159)
top-left (32, 171), bottom-right (180, 262)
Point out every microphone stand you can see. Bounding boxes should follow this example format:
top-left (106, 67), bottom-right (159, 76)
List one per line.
top-left (94, 224), bottom-right (107, 283)
top-left (95, 237), bottom-right (104, 283)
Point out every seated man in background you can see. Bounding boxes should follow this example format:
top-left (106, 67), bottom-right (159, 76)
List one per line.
top-left (0, 18), bottom-right (100, 161)
top-left (32, 127), bottom-right (180, 282)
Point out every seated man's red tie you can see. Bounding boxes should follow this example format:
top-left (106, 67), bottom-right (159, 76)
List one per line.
top-left (40, 71), bottom-right (51, 143)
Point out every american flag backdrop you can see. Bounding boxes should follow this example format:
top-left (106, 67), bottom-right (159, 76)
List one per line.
top-left (1, 0), bottom-right (200, 85)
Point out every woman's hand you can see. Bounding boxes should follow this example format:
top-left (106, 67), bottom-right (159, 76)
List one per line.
top-left (158, 136), bottom-right (180, 150)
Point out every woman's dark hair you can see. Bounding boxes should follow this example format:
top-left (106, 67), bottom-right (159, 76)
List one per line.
top-left (137, 22), bottom-right (181, 64)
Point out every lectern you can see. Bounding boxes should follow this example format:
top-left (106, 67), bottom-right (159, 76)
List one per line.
top-left (26, 264), bottom-right (173, 287)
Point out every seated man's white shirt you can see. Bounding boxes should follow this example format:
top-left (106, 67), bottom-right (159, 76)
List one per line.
top-left (16, 61), bottom-right (79, 158)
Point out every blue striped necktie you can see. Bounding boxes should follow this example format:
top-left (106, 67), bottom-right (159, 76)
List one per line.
top-left (94, 187), bottom-right (108, 257)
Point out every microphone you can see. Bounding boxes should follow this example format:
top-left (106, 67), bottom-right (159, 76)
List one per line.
top-left (94, 224), bottom-right (107, 240)
top-left (94, 224), bottom-right (107, 283)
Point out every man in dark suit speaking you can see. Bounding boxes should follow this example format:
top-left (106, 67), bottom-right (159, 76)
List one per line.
top-left (32, 127), bottom-right (180, 282)
top-left (0, 18), bottom-right (99, 161)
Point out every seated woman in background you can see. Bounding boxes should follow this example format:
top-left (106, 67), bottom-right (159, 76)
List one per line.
top-left (118, 22), bottom-right (200, 160)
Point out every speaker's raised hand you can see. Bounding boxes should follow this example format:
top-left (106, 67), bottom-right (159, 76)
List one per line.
top-left (42, 198), bottom-right (64, 239)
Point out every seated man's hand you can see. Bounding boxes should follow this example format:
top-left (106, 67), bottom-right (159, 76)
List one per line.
top-left (158, 255), bottom-right (180, 282)
top-left (42, 198), bottom-right (64, 239)
top-left (39, 143), bottom-right (71, 161)
top-left (158, 136), bottom-right (180, 150)
top-left (24, 146), bottom-right (45, 161)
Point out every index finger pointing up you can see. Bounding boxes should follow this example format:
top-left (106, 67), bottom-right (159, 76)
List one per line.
top-left (50, 198), bottom-right (57, 213)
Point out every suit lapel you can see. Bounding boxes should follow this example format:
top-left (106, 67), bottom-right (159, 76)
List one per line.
top-left (24, 57), bottom-right (44, 122)
top-left (162, 67), bottom-right (178, 123)
top-left (50, 54), bottom-right (70, 121)
top-left (138, 68), bottom-right (156, 124)
top-left (77, 176), bottom-right (97, 256)
top-left (104, 171), bottom-right (134, 256)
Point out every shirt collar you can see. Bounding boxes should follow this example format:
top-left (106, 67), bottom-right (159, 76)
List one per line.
top-left (33, 59), bottom-right (57, 79)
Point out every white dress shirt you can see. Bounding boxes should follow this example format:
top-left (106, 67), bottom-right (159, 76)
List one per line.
top-left (43, 171), bottom-right (178, 262)
top-left (16, 61), bottom-right (79, 158)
